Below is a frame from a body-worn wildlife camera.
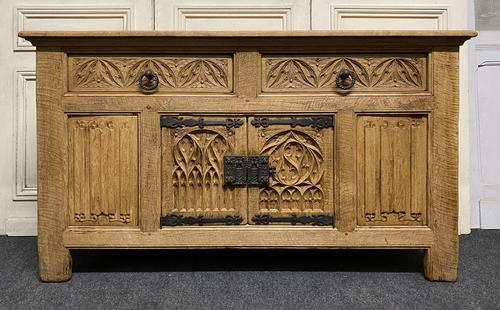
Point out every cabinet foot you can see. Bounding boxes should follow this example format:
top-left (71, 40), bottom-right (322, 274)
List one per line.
top-left (424, 247), bottom-right (458, 282)
top-left (38, 247), bottom-right (72, 282)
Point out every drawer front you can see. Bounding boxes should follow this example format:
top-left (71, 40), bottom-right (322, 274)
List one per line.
top-left (68, 55), bottom-right (233, 93)
top-left (356, 115), bottom-right (428, 226)
top-left (68, 115), bottom-right (138, 226)
top-left (262, 54), bottom-right (427, 93)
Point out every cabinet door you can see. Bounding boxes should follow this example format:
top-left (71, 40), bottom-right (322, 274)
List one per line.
top-left (161, 116), bottom-right (248, 224)
top-left (248, 116), bottom-right (334, 225)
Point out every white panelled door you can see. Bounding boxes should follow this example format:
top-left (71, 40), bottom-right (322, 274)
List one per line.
top-left (155, 0), bottom-right (310, 30)
top-left (470, 0), bottom-right (500, 229)
top-left (0, 0), bottom-right (153, 236)
top-left (1, 0), bottom-right (471, 236)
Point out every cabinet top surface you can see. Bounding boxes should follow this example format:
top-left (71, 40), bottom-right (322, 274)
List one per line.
top-left (20, 30), bottom-right (476, 38)
top-left (20, 30), bottom-right (476, 49)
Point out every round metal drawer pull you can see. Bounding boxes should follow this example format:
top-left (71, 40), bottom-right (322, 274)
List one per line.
top-left (138, 70), bottom-right (159, 92)
top-left (335, 69), bottom-right (356, 90)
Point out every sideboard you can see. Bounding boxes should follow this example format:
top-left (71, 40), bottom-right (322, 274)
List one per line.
top-left (20, 30), bottom-right (476, 282)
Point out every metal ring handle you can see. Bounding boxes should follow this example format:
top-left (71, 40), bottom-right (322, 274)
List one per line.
top-left (138, 70), bottom-right (159, 92)
top-left (335, 69), bottom-right (356, 90)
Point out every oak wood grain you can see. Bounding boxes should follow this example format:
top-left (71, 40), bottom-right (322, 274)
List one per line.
top-left (27, 31), bottom-right (474, 282)
top-left (37, 50), bottom-right (72, 282)
top-left (424, 50), bottom-right (460, 281)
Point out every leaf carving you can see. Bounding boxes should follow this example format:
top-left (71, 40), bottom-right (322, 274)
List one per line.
top-left (266, 59), bottom-right (318, 89)
top-left (74, 58), bottom-right (125, 88)
top-left (178, 59), bottom-right (229, 88)
top-left (369, 58), bottom-right (423, 88)
top-left (318, 58), bottom-right (370, 88)
top-left (125, 59), bottom-right (176, 88)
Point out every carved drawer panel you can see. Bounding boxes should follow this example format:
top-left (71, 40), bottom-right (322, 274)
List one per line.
top-left (68, 115), bottom-right (138, 226)
top-left (161, 116), bottom-right (248, 224)
top-left (248, 116), bottom-right (335, 224)
top-left (356, 115), bottom-right (428, 226)
top-left (68, 55), bottom-right (233, 93)
top-left (262, 54), bottom-right (427, 93)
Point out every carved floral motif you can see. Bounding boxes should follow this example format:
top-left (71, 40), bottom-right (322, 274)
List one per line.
top-left (70, 56), bottom-right (231, 91)
top-left (263, 55), bottom-right (426, 91)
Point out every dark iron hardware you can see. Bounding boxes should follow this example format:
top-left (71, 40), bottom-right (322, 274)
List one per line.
top-left (161, 214), bottom-right (243, 226)
top-left (224, 156), bottom-right (275, 187)
top-left (251, 116), bottom-right (334, 129)
top-left (138, 70), bottom-right (159, 91)
top-left (252, 214), bottom-right (334, 226)
top-left (160, 116), bottom-right (243, 129)
top-left (335, 69), bottom-right (356, 90)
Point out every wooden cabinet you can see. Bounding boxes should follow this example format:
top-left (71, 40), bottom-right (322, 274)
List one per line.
top-left (20, 30), bottom-right (475, 282)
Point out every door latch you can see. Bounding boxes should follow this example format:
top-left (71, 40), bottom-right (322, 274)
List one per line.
top-left (224, 156), bottom-right (275, 187)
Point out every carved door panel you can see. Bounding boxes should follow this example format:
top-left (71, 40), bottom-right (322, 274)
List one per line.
top-left (247, 116), bottom-right (334, 225)
top-left (161, 116), bottom-right (247, 225)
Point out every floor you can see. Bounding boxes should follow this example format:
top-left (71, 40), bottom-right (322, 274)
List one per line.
top-left (0, 230), bottom-right (499, 310)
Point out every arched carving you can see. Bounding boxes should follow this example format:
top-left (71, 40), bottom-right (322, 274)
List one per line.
top-left (258, 130), bottom-right (325, 212)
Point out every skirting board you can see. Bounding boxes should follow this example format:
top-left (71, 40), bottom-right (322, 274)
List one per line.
top-left (6, 217), bottom-right (37, 236)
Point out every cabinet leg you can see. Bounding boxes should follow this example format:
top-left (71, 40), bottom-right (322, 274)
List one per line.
top-left (424, 247), bottom-right (458, 282)
top-left (38, 245), bottom-right (72, 282)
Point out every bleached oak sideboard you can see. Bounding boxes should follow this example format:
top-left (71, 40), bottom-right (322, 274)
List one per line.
top-left (20, 30), bottom-right (475, 282)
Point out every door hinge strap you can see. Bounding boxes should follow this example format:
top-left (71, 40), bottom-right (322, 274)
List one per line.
top-left (160, 116), bottom-right (243, 129)
top-left (160, 214), bottom-right (244, 226)
top-left (252, 214), bottom-right (334, 226)
top-left (251, 116), bottom-right (334, 129)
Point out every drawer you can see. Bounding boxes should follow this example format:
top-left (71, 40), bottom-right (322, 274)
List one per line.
top-left (262, 54), bottom-right (428, 93)
top-left (67, 55), bottom-right (233, 93)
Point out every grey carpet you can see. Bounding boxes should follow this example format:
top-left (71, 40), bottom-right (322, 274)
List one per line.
top-left (0, 230), bottom-right (499, 310)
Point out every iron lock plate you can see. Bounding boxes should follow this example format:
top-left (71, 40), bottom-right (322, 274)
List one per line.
top-left (223, 155), bottom-right (275, 187)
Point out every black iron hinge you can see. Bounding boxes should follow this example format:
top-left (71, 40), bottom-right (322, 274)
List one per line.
top-left (252, 214), bottom-right (334, 226)
top-left (160, 116), bottom-right (243, 129)
top-left (161, 214), bottom-right (244, 226)
top-left (251, 116), bottom-right (334, 129)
